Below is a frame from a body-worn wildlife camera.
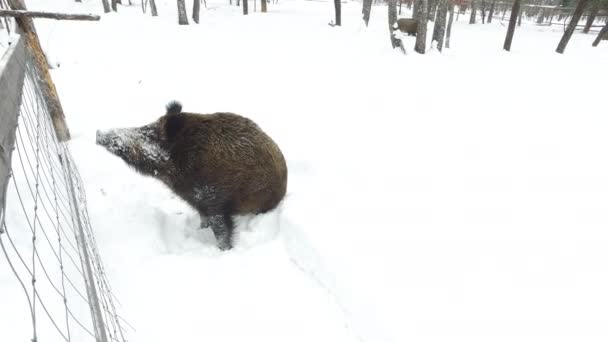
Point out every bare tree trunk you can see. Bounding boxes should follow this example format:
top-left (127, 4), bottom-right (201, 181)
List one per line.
top-left (414, 0), bottom-right (428, 53)
top-left (517, 7), bottom-right (522, 26)
top-left (480, 0), bottom-right (486, 23)
top-left (503, 0), bottom-right (521, 51)
top-left (261, 0), bottom-right (267, 12)
top-left (592, 20), bottom-right (608, 46)
top-left (488, 0), bottom-right (495, 23)
top-left (388, 0), bottom-right (405, 52)
top-left (193, 0), bottom-right (200, 23)
top-left (536, 7), bottom-right (544, 24)
top-left (399, 0), bottom-right (402, 15)
top-left (243, 0), bottom-right (248, 14)
top-left (177, 0), bottom-right (188, 24)
top-left (428, 0), bottom-right (437, 21)
top-left (150, 0), bottom-right (158, 16)
top-left (446, 3), bottom-right (454, 47)
top-left (433, 0), bottom-right (448, 51)
top-left (583, 0), bottom-right (598, 33)
top-left (111, 0), bottom-right (118, 11)
top-left (556, 0), bottom-right (590, 53)
top-left (334, 0), bottom-right (341, 25)
top-left (470, 0), bottom-right (476, 23)
top-left (363, 0), bottom-right (373, 26)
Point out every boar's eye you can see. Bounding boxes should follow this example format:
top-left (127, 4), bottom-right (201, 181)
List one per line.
top-left (165, 114), bottom-right (185, 141)
top-left (140, 125), bottom-right (157, 139)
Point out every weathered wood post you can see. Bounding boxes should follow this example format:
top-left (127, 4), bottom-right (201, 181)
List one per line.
top-left (0, 37), bottom-right (26, 233)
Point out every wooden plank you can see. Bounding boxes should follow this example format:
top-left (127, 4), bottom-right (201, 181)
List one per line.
top-left (0, 36), bottom-right (25, 232)
top-left (0, 9), bottom-right (100, 21)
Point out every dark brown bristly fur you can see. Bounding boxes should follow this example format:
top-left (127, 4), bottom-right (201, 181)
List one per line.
top-left (96, 102), bottom-right (288, 250)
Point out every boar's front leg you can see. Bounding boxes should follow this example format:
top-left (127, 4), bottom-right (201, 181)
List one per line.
top-left (207, 214), bottom-right (235, 251)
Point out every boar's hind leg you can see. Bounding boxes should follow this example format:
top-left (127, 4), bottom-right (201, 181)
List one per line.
top-left (208, 214), bottom-right (235, 251)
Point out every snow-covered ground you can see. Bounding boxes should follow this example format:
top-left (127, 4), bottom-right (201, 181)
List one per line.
top-left (2, 0), bottom-right (608, 341)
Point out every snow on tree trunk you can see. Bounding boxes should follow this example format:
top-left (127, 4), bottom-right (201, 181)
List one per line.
top-left (592, 20), bottom-right (608, 46)
top-left (446, 3), bottom-right (454, 48)
top-left (415, 0), bottom-right (428, 53)
top-left (150, 0), bottom-right (158, 16)
top-left (334, 0), bottom-right (341, 25)
top-left (433, 0), bottom-right (448, 51)
top-left (101, 0), bottom-right (111, 12)
top-left (488, 0), bottom-right (495, 23)
top-left (388, 0), bottom-right (405, 52)
top-left (243, 0), bottom-right (248, 15)
top-left (193, 0), bottom-right (200, 23)
top-left (363, 0), bottom-right (373, 26)
top-left (556, 0), bottom-right (591, 53)
top-left (469, 0), bottom-right (476, 24)
top-left (583, 0), bottom-right (598, 33)
top-left (503, 0), bottom-right (521, 51)
top-left (177, 0), bottom-right (188, 24)
top-left (262, 0), bottom-right (267, 13)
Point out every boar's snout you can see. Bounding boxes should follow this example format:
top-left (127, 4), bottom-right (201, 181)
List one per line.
top-left (96, 129), bottom-right (124, 154)
top-left (96, 129), bottom-right (113, 147)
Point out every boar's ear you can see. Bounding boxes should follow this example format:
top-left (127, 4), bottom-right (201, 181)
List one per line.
top-left (164, 101), bottom-right (184, 140)
top-left (165, 114), bottom-right (185, 140)
top-left (165, 101), bottom-right (182, 115)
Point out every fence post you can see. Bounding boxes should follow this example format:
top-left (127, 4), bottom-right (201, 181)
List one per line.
top-left (7, 0), bottom-right (71, 142)
top-left (64, 153), bottom-right (109, 342)
top-left (0, 36), bottom-right (25, 232)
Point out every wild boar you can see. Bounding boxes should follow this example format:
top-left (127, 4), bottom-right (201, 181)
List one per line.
top-left (394, 18), bottom-right (418, 36)
top-left (96, 102), bottom-right (288, 250)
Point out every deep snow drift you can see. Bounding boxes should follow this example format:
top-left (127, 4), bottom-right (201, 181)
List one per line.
top-left (2, 0), bottom-right (608, 341)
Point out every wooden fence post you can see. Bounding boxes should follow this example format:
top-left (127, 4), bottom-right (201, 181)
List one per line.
top-left (7, 0), bottom-right (71, 142)
top-left (0, 36), bottom-right (26, 232)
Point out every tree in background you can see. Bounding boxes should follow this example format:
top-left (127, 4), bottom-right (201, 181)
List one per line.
top-left (469, 0), bottom-right (476, 23)
top-left (503, 0), bottom-right (521, 50)
top-left (150, 0), bottom-right (158, 16)
top-left (487, 0), bottom-right (496, 22)
top-left (432, 0), bottom-right (448, 51)
top-left (556, 0), bottom-right (591, 53)
top-left (592, 20), bottom-right (608, 46)
top-left (101, 0), bottom-right (111, 13)
top-left (583, 0), bottom-right (599, 33)
top-left (243, 0), bottom-right (248, 15)
top-left (193, 0), bottom-right (200, 23)
top-left (262, 0), bottom-right (267, 13)
top-left (446, 1), bottom-right (455, 47)
top-left (363, 0), bottom-right (373, 26)
top-left (388, 0), bottom-right (405, 53)
top-left (334, 0), bottom-right (342, 25)
top-left (177, 0), bottom-right (188, 24)
top-left (415, 0), bottom-right (428, 53)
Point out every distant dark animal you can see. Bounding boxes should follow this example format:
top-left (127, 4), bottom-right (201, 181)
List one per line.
top-left (96, 102), bottom-right (288, 250)
top-left (394, 18), bottom-right (418, 36)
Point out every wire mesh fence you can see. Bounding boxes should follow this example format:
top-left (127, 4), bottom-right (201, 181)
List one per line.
top-left (1, 32), bottom-right (129, 342)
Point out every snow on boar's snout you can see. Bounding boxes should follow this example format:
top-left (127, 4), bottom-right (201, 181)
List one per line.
top-left (96, 101), bottom-right (288, 251)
